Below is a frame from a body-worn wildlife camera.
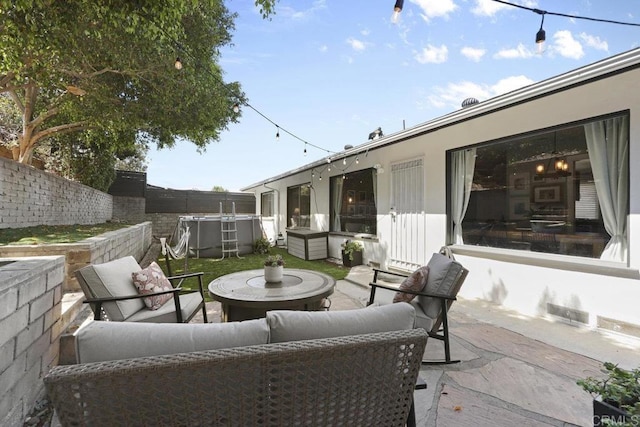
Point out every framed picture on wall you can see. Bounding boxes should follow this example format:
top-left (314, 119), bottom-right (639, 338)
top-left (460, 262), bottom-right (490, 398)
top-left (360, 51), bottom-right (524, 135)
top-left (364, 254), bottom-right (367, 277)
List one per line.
top-left (509, 197), bottom-right (530, 220)
top-left (509, 172), bottom-right (530, 195)
top-left (532, 185), bottom-right (562, 203)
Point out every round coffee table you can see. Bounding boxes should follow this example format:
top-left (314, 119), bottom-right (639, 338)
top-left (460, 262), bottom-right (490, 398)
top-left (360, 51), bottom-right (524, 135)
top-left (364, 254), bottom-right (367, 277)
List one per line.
top-left (208, 269), bottom-right (336, 322)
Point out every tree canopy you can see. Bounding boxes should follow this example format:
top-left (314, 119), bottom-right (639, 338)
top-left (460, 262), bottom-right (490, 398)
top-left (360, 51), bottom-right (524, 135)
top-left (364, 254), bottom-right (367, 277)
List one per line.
top-left (0, 0), bottom-right (276, 188)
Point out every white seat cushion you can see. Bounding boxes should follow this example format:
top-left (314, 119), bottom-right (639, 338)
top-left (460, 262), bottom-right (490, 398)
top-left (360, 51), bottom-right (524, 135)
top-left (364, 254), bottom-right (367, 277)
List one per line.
top-left (418, 253), bottom-right (464, 319)
top-left (126, 291), bottom-right (203, 323)
top-left (88, 256), bottom-right (146, 320)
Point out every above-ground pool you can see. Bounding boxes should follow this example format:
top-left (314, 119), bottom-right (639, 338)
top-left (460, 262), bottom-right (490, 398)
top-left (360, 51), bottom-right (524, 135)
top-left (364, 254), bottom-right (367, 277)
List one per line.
top-left (171, 215), bottom-right (263, 258)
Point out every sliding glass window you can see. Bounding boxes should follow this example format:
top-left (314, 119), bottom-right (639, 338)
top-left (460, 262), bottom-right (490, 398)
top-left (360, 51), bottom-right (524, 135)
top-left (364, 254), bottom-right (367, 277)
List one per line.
top-left (330, 168), bottom-right (377, 235)
top-left (450, 113), bottom-right (628, 261)
top-left (287, 184), bottom-right (311, 228)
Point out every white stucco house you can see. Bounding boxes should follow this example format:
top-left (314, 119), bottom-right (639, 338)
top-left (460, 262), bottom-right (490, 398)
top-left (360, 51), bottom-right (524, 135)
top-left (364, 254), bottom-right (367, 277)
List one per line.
top-left (242, 48), bottom-right (640, 338)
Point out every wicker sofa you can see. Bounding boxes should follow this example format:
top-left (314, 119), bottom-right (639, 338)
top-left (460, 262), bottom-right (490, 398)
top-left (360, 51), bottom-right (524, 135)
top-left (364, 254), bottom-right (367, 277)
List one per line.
top-left (44, 303), bottom-right (427, 427)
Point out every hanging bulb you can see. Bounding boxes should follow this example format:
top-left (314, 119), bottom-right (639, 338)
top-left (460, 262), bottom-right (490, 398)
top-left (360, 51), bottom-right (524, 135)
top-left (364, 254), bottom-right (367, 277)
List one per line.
top-left (355, 156), bottom-right (360, 164)
top-left (391, 0), bottom-right (404, 23)
top-left (174, 57), bottom-right (183, 70)
top-left (342, 173), bottom-right (346, 179)
top-left (328, 165), bottom-right (331, 172)
top-left (232, 103), bottom-right (240, 113)
top-left (535, 13), bottom-right (546, 53)
top-left (276, 126), bottom-right (280, 141)
top-left (304, 145), bottom-right (307, 156)
top-left (342, 158), bottom-right (347, 166)
top-left (311, 171), bottom-right (315, 178)
top-left (319, 175), bottom-right (322, 181)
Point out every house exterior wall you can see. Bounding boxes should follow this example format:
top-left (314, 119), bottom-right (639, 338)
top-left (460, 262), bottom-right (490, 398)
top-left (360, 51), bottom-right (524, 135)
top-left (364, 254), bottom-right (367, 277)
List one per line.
top-left (244, 52), bottom-right (640, 337)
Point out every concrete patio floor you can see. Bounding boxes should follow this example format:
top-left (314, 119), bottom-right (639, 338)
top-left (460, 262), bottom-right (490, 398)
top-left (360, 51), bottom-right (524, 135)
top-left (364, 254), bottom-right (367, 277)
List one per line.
top-left (194, 264), bottom-right (640, 427)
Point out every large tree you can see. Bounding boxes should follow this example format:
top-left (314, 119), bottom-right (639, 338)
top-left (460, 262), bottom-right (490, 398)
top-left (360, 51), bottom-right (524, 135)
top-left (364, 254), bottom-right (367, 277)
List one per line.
top-left (0, 0), bottom-right (276, 168)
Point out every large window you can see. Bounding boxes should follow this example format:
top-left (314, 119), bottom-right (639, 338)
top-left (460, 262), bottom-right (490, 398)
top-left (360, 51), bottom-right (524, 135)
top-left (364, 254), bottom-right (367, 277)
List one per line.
top-left (450, 114), bottom-right (628, 261)
top-left (261, 192), bottom-right (274, 217)
top-left (330, 168), bottom-right (377, 234)
top-left (287, 184), bottom-right (311, 228)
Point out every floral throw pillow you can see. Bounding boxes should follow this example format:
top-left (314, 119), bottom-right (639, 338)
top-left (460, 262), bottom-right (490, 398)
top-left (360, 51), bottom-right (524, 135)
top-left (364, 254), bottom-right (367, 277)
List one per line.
top-left (131, 262), bottom-right (174, 310)
top-left (393, 266), bottom-right (429, 303)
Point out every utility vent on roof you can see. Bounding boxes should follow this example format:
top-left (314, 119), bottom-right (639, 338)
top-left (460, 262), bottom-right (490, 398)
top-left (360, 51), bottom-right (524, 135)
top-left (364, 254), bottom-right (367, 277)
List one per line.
top-left (461, 97), bottom-right (479, 108)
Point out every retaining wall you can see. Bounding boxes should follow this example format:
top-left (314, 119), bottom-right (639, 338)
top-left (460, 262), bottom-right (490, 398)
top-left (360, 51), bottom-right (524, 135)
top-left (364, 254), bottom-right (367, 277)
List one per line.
top-left (0, 157), bottom-right (112, 229)
top-left (0, 222), bottom-right (153, 292)
top-left (0, 256), bottom-right (65, 426)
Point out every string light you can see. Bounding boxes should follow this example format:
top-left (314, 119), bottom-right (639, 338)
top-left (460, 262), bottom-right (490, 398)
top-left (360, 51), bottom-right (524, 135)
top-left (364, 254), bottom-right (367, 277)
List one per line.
top-left (355, 156), bottom-right (360, 164)
top-left (391, 0), bottom-right (404, 24)
top-left (275, 126), bottom-right (280, 141)
top-left (174, 57), bottom-right (183, 70)
top-left (232, 103), bottom-right (240, 113)
top-left (304, 143), bottom-right (307, 156)
top-left (342, 158), bottom-right (347, 166)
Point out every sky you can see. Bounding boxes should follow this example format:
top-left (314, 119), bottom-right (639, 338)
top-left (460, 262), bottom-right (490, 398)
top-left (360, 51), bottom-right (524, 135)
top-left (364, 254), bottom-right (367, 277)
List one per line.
top-left (145, 0), bottom-right (639, 192)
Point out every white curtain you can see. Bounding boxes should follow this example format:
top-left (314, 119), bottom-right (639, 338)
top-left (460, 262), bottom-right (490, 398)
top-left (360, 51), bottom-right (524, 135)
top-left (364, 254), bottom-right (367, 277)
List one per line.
top-left (332, 176), bottom-right (344, 231)
top-left (584, 116), bottom-right (629, 262)
top-left (451, 148), bottom-right (477, 244)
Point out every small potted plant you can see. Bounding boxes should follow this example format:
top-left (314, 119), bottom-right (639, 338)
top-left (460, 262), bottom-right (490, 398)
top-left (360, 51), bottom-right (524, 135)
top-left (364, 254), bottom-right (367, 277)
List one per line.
top-left (264, 254), bottom-right (285, 283)
top-left (341, 240), bottom-right (363, 268)
top-left (577, 362), bottom-right (640, 426)
top-left (254, 237), bottom-right (271, 254)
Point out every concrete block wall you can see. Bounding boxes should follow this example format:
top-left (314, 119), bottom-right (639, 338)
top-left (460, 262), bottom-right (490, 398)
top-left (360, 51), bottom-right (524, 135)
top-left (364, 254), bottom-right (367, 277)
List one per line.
top-left (0, 256), bottom-right (64, 426)
top-left (0, 157), bottom-right (112, 229)
top-left (146, 212), bottom-right (206, 238)
top-left (112, 196), bottom-right (146, 223)
top-left (0, 222), bottom-right (153, 292)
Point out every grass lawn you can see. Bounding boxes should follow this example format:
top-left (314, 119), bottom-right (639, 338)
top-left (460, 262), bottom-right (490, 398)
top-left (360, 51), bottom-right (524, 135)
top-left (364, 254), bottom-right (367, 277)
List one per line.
top-left (158, 247), bottom-right (350, 301)
top-left (0, 223), bottom-right (133, 245)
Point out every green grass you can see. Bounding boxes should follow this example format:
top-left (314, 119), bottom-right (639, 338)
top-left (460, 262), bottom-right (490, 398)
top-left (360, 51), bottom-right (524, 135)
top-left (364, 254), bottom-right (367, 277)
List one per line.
top-left (159, 247), bottom-right (349, 301)
top-left (0, 223), bottom-right (133, 245)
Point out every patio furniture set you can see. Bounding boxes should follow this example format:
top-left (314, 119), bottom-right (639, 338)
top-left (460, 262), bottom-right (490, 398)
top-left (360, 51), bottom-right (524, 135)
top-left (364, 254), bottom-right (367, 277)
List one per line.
top-left (44, 249), bottom-right (468, 425)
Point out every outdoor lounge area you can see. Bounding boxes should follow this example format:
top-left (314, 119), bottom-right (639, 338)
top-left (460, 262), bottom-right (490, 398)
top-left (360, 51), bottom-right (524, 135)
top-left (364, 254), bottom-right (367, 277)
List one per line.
top-left (41, 259), bottom-right (640, 426)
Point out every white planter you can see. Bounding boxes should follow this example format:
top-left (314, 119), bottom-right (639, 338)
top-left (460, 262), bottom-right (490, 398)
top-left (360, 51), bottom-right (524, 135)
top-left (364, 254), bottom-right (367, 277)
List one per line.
top-left (264, 265), bottom-right (284, 283)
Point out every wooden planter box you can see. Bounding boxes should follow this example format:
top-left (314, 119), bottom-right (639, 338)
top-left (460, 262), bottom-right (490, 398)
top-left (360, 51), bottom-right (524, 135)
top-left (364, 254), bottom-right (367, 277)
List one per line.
top-left (593, 400), bottom-right (631, 426)
top-left (342, 250), bottom-right (363, 267)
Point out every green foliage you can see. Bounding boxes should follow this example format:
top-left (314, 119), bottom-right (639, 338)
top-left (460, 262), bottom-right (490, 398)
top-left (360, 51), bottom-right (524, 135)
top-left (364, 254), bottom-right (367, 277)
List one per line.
top-left (212, 185), bottom-right (228, 192)
top-left (264, 254), bottom-right (284, 267)
top-left (578, 362), bottom-right (640, 426)
top-left (253, 237), bottom-right (271, 254)
top-left (0, 223), bottom-right (132, 245)
top-left (341, 240), bottom-right (363, 261)
top-left (0, 0), bottom-right (277, 181)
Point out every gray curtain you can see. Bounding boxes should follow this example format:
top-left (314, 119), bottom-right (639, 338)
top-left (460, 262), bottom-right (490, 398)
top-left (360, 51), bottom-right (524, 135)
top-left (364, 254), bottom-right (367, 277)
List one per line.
top-left (332, 176), bottom-right (344, 231)
top-left (451, 148), bottom-right (477, 244)
top-left (583, 116), bottom-right (629, 262)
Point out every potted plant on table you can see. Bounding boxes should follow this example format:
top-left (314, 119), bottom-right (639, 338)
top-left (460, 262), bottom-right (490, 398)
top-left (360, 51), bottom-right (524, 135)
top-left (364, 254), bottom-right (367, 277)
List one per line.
top-left (577, 362), bottom-right (640, 426)
top-left (264, 254), bottom-right (285, 283)
top-left (341, 240), bottom-right (363, 268)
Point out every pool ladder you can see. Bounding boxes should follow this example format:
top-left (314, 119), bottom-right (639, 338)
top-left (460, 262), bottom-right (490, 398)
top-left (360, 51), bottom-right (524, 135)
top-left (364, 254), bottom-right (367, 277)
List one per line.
top-left (220, 202), bottom-right (242, 260)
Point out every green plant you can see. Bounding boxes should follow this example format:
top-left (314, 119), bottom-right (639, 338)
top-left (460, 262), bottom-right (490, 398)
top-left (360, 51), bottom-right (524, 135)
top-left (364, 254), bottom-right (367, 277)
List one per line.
top-left (341, 240), bottom-right (363, 261)
top-left (264, 254), bottom-right (285, 267)
top-left (254, 237), bottom-right (271, 254)
top-left (578, 362), bottom-right (640, 426)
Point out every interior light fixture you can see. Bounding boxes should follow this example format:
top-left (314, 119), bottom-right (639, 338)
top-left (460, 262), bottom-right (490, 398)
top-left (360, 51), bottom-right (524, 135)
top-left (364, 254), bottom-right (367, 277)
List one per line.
top-left (535, 132), bottom-right (571, 178)
top-left (391, 0), bottom-right (404, 23)
top-left (535, 10), bottom-right (546, 52)
top-left (275, 126), bottom-right (280, 141)
top-left (174, 57), bottom-right (183, 70)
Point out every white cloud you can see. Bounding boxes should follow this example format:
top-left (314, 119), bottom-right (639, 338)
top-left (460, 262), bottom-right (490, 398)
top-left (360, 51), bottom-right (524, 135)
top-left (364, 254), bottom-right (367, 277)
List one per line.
top-left (494, 43), bottom-right (534, 59)
top-left (410, 0), bottom-right (457, 22)
top-left (461, 46), bottom-right (486, 62)
top-left (552, 30), bottom-right (584, 59)
top-left (360, 29), bottom-right (371, 36)
top-left (319, 45), bottom-right (328, 53)
top-left (471, 0), bottom-right (508, 17)
top-left (278, 0), bottom-right (327, 20)
top-left (579, 33), bottom-right (608, 51)
top-left (415, 44), bottom-right (448, 64)
top-left (346, 37), bottom-right (367, 52)
top-left (426, 75), bottom-right (535, 109)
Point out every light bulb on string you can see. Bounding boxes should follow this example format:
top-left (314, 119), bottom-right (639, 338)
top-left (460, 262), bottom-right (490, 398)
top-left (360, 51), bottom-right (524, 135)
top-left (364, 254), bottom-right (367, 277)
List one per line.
top-left (318, 175), bottom-right (322, 181)
top-left (355, 156), bottom-right (360, 164)
top-left (342, 158), bottom-right (347, 166)
top-left (391, 0), bottom-right (404, 23)
top-left (174, 57), bottom-right (183, 70)
top-left (304, 143), bottom-right (307, 156)
top-left (232, 104), bottom-right (240, 113)
top-left (275, 126), bottom-right (280, 141)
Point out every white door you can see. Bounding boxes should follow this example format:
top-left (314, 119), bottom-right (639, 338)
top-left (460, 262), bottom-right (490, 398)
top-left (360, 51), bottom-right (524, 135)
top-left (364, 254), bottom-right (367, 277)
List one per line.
top-left (389, 158), bottom-right (426, 271)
